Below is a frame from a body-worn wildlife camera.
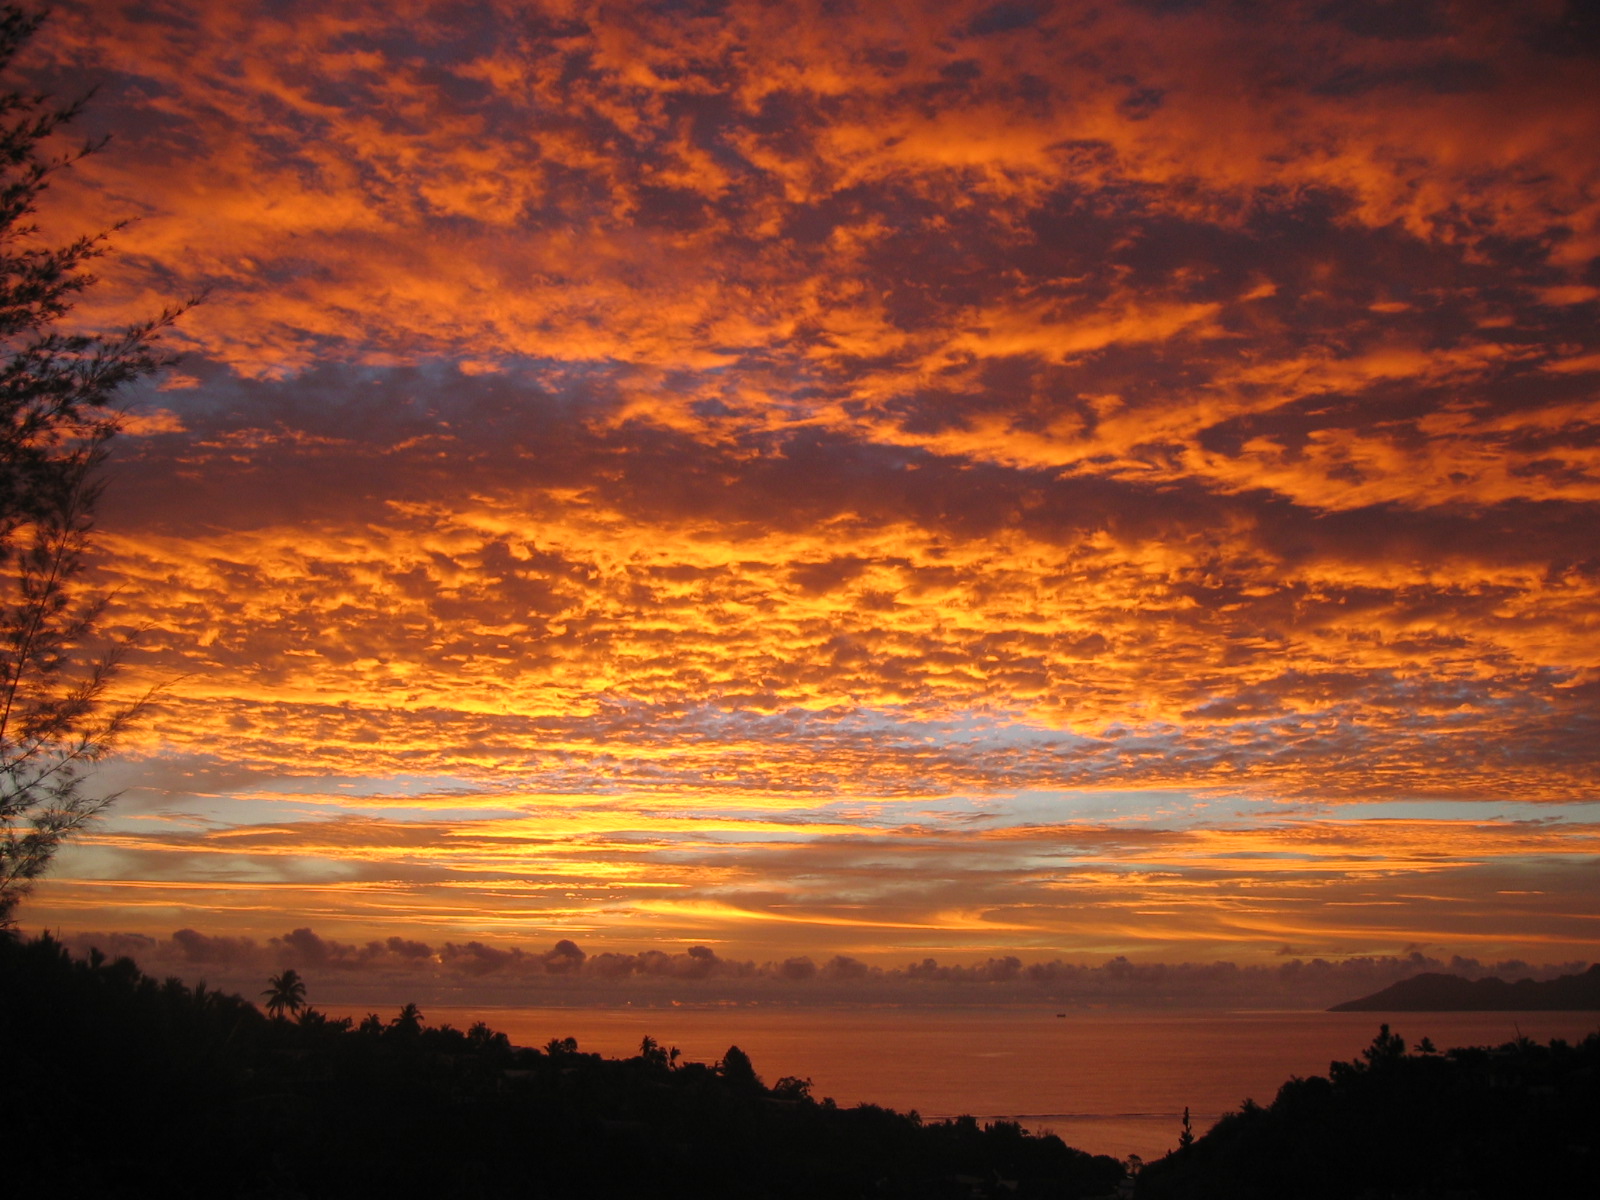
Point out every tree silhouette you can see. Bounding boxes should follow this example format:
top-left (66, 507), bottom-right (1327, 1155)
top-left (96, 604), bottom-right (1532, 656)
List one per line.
top-left (5, 932), bottom-right (1133, 1199)
top-left (1361, 1023), bottom-right (1407, 1069)
top-left (0, 4), bottom-right (186, 922)
top-left (261, 968), bottom-right (307, 1021)
top-left (1138, 1025), bottom-right (1600, 1199)
top-left (719, 1044), bottom-right (761, 1089)
top-left (390, 1001), bottom-right (423, 1036)
top-left (772, 1075), bottom-right (813, 1101)
top-left (638, 1033), bottom-right (669, 1067)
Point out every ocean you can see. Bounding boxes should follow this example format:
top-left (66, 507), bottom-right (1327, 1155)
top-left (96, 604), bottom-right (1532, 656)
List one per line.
top-left (334, 1004), bottom-right (1600, 1162)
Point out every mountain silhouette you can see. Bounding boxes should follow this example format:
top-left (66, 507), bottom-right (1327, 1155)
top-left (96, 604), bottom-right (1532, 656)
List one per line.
top-left (1329, 963), bottom-right (1600, 1011)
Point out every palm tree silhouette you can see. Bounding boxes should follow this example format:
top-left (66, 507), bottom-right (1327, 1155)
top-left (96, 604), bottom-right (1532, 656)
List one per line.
top-left (390, 1001), bottom-right (424, 1036)
top-left (261, 969), bottom-right (307, 1021)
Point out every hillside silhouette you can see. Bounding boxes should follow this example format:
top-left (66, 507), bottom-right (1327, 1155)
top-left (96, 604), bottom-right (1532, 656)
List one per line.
top-left (1137, 1023), bottom-right (1600, 1199)
top-left (1330, 963), bottom-right (1600, 1011)
top-left (0, 932), bottom-right (1121, 1199)
top-left (7, 932), bottom-right (1597, 1199)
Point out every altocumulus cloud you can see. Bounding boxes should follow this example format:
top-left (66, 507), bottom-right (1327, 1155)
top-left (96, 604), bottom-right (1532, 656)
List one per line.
top-left (10, 0), bottom-right (1598, 965)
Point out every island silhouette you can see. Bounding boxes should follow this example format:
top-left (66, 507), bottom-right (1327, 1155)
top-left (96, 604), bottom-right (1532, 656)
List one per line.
top-left (1330, 963), bottom-right (1600, 1012)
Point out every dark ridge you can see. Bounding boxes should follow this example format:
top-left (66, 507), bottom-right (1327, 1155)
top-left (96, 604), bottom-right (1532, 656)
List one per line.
top-left (1328, 963), bottom-right (1600, 1011)
top-left (7, 933), bottom-right (1599, 1199)
top-left (0, 932), bottom-right (1123, 1200)
top-left (1137, 1023), bottom-right (1600, 1199)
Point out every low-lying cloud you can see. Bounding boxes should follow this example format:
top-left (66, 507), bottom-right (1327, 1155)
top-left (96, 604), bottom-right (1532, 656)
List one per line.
top-left (51, 925), bottom-right (1589, 1013)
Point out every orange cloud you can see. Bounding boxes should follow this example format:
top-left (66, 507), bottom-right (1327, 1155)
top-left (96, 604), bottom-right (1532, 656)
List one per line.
top-left (9, 0), bottom-right (1594, 967)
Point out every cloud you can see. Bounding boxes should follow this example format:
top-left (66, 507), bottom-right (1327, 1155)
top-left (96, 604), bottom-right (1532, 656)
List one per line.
top-left (172, 927), bottom-right (257, 965)
top-left (8, 0), bottom-right (1596, 965)
top-left (37, 785), bottom-right (1600, 972)
top-left (45, 924), bottom-right (1593, 1011)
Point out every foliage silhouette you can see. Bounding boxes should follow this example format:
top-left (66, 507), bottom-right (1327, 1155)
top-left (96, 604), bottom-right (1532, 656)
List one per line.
top-left (261, 967), bottom-right (307, 1021)
top-left (1137, 1022), bottom-right (1600, 1199)
top-left (10, 947), bottom-right (1594, 1200)
top-left (389, 999), bottom-right (423, 1036)
top-left (718, 1042), bottom-right (761, 1089)
top-left (0, 4), bottom-right (187, 922)
top-left (24, 934), bottom-right (1597, 1199)
top-left (0, 930), bottom-right (1125, 1199)
top-left (637, 1032), bottom-right (669, 1067)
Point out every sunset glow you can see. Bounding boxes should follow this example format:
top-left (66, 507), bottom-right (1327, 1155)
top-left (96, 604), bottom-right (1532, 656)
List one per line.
top-left (16, 0), bottom-right (1598, 999)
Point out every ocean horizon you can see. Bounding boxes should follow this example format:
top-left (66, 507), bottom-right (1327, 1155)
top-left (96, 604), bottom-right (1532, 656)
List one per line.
top-left (320, 1003), bottom-right (1600, 1161)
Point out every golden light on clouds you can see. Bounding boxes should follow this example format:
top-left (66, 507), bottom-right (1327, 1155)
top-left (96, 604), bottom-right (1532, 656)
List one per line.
top-left (11, 0), bottom-right (1598, 992)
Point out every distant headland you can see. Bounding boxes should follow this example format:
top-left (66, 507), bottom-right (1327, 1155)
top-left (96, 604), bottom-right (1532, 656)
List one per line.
top-left (1330, 963), bottom-right (1600, 1012)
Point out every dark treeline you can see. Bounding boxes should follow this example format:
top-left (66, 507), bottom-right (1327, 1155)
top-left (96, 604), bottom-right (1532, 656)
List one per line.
top-left (1140, 1024), bottom-right (1600, 1200)
top-left (7, 933), bottom-right (1599, 1200)
top-left (1, 933), bottom-right (1121, 1199)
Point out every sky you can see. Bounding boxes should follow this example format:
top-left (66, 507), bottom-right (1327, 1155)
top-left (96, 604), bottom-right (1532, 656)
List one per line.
top-left (12, 0), bottom-right (1600, 1005)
